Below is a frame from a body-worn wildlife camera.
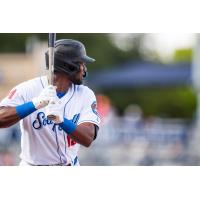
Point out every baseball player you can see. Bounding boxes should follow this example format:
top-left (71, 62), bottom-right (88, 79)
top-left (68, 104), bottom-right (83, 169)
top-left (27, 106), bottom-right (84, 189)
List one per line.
top-left (0, 39), bottom-right (100, 166)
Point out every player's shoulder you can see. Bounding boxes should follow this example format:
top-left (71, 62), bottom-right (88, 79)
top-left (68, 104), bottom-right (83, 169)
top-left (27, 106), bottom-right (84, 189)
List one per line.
top-left (23, 76), bottom-right (47, 87)
top-left (26, 76), bottom-right (47, 86)
top-left (16, 76), bottom-right (47, 90)
top-left (75, 84), bottom-right (95, 96)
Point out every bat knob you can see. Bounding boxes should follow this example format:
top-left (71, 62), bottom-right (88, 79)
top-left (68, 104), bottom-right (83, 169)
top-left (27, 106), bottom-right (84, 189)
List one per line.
top-left (47, 115), bottom-right (57, 121)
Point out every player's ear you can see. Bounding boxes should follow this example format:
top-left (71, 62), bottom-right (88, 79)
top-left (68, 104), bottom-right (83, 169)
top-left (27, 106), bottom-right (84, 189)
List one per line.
top-left (83, 64), bottom-right (87, 78)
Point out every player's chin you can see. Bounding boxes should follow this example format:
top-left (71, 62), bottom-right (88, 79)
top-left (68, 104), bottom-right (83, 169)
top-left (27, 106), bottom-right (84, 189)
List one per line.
top-left (72, 77), bottom-right (83, 85)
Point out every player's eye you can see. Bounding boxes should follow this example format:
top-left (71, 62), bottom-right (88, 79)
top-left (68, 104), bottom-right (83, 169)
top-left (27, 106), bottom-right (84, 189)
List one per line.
top-left (68, 65), bottom-right (76, 71)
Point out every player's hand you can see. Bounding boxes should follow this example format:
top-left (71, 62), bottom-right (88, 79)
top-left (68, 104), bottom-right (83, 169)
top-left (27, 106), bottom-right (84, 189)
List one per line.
top-left (32, 85), bottom-right (57, 110)
top-left (45, 98), bottom-right (64, 124)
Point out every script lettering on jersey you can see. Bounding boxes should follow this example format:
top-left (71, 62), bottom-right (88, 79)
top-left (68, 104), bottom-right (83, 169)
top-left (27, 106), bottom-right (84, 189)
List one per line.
top-left (32, 112), bottom-right (80, 135)
top-left (32, 112), bottom-right (80, 147)
top-left (32, 112), bottom-right (62, 132)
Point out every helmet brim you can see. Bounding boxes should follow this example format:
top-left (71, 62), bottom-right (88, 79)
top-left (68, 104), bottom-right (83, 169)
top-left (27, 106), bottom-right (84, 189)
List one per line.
top-left (81, 55), bottom-right (95, 63)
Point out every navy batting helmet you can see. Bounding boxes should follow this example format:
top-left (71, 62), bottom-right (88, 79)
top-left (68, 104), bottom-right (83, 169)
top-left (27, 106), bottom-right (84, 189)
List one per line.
top-left (45, 39), bottom-right (95, 77)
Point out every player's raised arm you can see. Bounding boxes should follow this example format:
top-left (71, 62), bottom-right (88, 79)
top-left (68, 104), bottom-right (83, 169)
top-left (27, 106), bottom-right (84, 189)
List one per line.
top-left (45, 110), bottom-right (98, 147)
top-left (46, 100), bottom-right (98, 147)
top-left (0, 106), bottom-right (20, 128)
top-left (71, 123), bottom-right (98, 147)
top-left (0, 85), bottom-right (56, 128)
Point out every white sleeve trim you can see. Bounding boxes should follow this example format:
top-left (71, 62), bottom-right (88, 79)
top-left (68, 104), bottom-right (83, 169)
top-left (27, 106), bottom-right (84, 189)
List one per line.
top-left (77, 120), bottom-right (100, 128)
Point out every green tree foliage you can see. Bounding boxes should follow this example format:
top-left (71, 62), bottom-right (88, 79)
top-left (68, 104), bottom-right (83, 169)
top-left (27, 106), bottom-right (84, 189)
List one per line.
top-left (105, 87), bottom-right (197, 119)
top-left (173, 48), bottom-right (193, 62)
top-left (0, 33), bottom-right (32, 52)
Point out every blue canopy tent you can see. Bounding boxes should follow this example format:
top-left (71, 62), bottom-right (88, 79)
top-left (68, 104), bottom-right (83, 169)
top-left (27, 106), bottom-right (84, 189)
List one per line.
top-left (87, 61), bottom-right (192, 90)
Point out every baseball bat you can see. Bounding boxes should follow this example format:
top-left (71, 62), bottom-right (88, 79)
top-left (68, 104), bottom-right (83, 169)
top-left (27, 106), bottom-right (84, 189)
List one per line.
top-left (48, 33), bottom-right (56, 84)
top-left (47, 33), bottom-right (56, 120)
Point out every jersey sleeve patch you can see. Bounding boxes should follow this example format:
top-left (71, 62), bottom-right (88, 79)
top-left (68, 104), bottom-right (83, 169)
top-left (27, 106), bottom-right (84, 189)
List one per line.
top-left (91, 101), bottom-right (98, 116)
top-left (7, 88), bottom-right (17, 99)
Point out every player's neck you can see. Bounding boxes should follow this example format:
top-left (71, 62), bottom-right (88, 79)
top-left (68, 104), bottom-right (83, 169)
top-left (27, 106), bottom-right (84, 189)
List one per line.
top-left (53, 73), bottom-right (72, 93)
top-left (55, 82), bottom-right (72, 93)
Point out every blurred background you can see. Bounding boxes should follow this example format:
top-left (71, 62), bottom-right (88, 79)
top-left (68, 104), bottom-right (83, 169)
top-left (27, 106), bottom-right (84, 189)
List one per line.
top-left (0, 33), bottom-right (200, 165)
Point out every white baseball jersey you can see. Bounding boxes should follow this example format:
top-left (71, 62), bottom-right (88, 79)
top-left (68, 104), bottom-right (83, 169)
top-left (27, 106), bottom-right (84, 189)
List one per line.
top-left (0, 76), bottom-right (100, 166)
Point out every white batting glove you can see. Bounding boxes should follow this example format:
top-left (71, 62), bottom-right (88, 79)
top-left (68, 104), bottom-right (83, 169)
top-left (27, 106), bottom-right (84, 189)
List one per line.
top-left (45, 98), bottom-right (64, 124)
top-left (32, 85), bottom-right (57, 110)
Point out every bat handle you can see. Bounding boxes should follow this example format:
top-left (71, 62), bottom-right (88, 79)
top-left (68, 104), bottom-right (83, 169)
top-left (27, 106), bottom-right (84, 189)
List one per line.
top-left (47, 33), bottom-right (57, 120)
top-left (48, 33), bottom-right (56, 85)
top-left (48, 47), bottom-right (54, 85)
top-left (48, 33), bottom-right (56, 47)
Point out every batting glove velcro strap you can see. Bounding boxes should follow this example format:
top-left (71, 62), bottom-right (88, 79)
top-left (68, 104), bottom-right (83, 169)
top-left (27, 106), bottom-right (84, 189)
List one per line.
top-left (59, 118), bottom-right (77, 135)
top-left (32, 85), bottom-right (57, 110)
